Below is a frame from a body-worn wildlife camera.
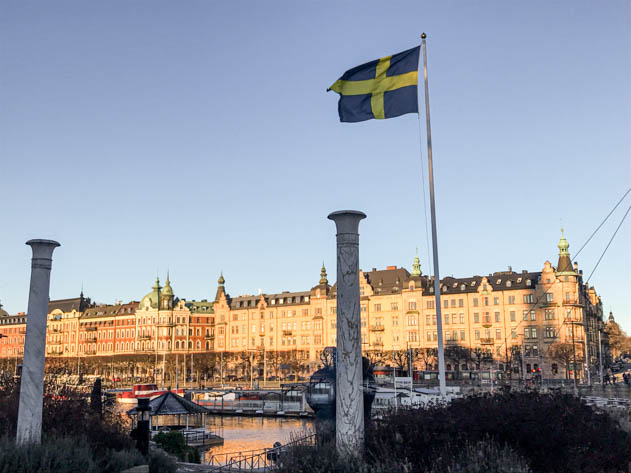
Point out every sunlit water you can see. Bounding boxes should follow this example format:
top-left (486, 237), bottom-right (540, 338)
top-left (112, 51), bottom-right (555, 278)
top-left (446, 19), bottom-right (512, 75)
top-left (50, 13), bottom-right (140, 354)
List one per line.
top-left (204, 416), bottom-right (313, 463)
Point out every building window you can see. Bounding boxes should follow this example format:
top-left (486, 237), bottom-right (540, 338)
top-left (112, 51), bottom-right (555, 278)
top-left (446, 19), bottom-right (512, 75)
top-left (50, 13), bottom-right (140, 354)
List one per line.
top-left (474, 313), bottom-right (479, 323)
top-left (426, 300), bottom-right (434, 310)
top-left (496, 329), bottom-right (501, 339)
top-left (495, 312), bottom-right (500, 323)
top-left (546, 293), bottom-right (554, 302)
top-left (392, 316), bottom-right (399, 326)
top-left (460, 330), bottom-right (465, 341)
top-left (444, 300), bottom-right (449, 309)
top-left (391, 303), bottom-right (398, 311)
top-left (494, 297), bottom-right (499, 305)
top-left (407, 315), bottom-right (418, 326)
top-left (523, 294), bottom-right (535, 304)
top-left (530, 310), bottom-right (536, 321)
top-left (474, 330), bottom-right (480, 340)
top-left (510, 311), bottom-right (516, 322)
top-left (459, 313), bottom-right (465, 324)
top-left (473, 298), bottom-right (478, 307)
top-left (409, 301), bottom-right (417, 310)
top-left (374, 304), bottom-right (381, 312)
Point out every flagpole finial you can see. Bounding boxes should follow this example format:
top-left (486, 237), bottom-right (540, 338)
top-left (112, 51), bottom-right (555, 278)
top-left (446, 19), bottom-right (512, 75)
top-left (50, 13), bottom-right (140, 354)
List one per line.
top-left (421, 32), bottom-right (427, 39)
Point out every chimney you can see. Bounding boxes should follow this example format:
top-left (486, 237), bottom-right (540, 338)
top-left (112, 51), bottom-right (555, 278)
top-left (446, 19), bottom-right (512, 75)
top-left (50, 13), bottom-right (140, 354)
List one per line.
top-left (386, 265), bottom-right (397, 270)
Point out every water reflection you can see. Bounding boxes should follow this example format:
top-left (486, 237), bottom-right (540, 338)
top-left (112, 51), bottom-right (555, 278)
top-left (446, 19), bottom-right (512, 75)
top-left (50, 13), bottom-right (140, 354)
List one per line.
top-left (204, 416), bottom-right (313, 463)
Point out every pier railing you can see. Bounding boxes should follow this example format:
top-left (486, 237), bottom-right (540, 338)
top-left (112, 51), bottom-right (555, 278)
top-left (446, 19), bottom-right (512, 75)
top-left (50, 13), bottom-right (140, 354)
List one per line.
top-left (207, 432), bottom-right (315, 471)
top-left (200, 399), bottom-right (303, 413)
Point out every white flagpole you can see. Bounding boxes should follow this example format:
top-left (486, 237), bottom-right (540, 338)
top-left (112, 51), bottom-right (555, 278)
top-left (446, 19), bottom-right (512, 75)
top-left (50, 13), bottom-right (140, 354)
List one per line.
top-left (420, 33), bottom-right (447, 398)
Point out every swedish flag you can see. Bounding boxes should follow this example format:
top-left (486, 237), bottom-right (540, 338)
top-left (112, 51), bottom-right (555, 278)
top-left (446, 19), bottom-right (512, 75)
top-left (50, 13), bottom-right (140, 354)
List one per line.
top-left (328, 46), bottom-right (420, 123)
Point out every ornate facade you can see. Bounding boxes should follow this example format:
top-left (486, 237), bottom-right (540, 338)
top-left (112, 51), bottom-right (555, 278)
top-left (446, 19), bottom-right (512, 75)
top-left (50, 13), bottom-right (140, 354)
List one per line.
top-left (0, 232), bottom-right (609, 379)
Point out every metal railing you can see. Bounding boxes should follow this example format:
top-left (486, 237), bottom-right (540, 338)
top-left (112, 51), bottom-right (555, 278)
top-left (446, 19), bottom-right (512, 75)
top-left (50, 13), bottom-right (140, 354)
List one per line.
top-left (208, 432), bottom-right (315, 471)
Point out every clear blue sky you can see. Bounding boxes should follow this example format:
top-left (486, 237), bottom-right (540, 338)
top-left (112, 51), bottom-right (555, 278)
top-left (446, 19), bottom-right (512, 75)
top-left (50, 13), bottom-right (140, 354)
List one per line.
top-left (1, 1), bottom-right (630, 328)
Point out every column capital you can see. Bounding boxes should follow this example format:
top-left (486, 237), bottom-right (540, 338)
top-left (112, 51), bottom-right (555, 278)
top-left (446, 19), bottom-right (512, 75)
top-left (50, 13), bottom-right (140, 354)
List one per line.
top-left (327, 210), bottom-right (366, 235)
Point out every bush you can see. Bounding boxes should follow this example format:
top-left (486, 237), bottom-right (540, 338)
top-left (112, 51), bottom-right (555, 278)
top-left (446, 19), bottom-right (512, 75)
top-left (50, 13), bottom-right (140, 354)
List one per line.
top-left (0, 373), bottom-right (134, 454)
top-left (428, 438), bottom-right (531, 473)
top-left (0, 436), bottom-right (144, 473)
top-left (148, 448), bottom-right (177, 473)
top-left (153, 431), bottom-right (200, 463)
top-left (368, 392), bottom-right (631, 473)
top-left (281, 392), bottom-right (631, 473)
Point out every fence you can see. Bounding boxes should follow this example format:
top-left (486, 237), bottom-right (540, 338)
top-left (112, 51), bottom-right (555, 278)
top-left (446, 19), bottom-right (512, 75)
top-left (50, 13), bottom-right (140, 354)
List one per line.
top-left (207, 432), bottom-right (315, 472)
top-left (200, 399), bottom-right (304, 413)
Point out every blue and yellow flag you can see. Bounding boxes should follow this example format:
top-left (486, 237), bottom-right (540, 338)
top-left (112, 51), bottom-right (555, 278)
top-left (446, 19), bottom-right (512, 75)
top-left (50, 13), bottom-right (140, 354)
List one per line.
top-left (328, 46), bottom-right (420, 123)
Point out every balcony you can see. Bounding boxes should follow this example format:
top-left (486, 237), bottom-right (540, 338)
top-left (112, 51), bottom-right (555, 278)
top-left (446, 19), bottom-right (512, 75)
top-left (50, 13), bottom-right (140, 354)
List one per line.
top-left (282, 330), bottom-right (293, 336)
top-left (563, 298), bottom-right (581, 306)
top-left (86, 336), bottom-right (97, 342)
top-left (369, 325), bottom-right (385, 332)
top-left (205, 334), bottom-right (215, 340)
top-left (481, 322), bottom-right (493, 328)
top-left (85, 349), bottom-right (97, 355)
top-left (139, 334), bottom-right (152, 340)
top-left (85, 326), bottom-right (97, 332)
top-left (480, 338), bottom-right (495, 345)
top-left (371, 341), bottom-right (384, 347)
top-left (157, 321), bottom-right (175, 327)
top-left (48, 349), bottom-right (64, 356)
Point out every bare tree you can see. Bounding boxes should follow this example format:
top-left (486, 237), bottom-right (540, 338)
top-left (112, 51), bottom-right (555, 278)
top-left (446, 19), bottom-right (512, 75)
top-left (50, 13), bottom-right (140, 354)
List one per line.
top-left (417, 347), bottom-right (438, 370)
top-left (365, 350), bottom-right (385, 368)
top-left (471, 347), bottom-right (493, 370)
top-left (445, 346), bottom-right (471, 373)
top-left (548, 342), bottom-right (579, 379)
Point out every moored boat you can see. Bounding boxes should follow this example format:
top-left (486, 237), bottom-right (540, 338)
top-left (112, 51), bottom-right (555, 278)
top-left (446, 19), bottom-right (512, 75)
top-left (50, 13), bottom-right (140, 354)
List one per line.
top-left (116, 384), bottom-right (185, 404)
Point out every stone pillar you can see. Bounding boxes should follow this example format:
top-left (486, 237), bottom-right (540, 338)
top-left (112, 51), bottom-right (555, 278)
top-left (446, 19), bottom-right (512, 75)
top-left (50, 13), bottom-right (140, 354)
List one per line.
top-left (327, 210), bottom-right (366, 456)
top-left (16, 239), bottom-right (60, 444)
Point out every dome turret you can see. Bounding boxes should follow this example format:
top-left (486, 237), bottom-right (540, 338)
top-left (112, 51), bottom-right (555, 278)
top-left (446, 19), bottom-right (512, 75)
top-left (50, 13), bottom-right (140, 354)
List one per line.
top-left (162, 273), bottom-right (174, 296)
top-left (319, 263), bottom-right (328, 285)
top-left (140, 277), bottom-right (161, 309)
top-left (556, 228), bottom-right (576, 276)
top-left (411, 248), bottom-right (422, 277)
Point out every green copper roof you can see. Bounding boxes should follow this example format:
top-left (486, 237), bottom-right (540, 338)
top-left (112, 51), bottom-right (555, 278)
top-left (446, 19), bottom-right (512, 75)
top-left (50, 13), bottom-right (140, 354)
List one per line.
top-left (411, 250), bottom-right (422, 277)
top-left (162, 274), bottom-right (174, 296)
top-left (556, 229), bottom-right (575, 275)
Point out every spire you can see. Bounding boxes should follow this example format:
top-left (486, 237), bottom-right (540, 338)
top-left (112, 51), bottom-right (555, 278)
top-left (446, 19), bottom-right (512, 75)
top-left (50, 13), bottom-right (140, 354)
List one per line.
top-left (319, 262), bottom-right (328, 285)
top-left (152, 276), bottom-right (161, 291)
top-left (162, 272), bottom-right (174, 296)
top-left (215, 272), bottom-right (226, 301)
top-left (411, 248), bottom-right (422, 277)
top-left (556, 228), bottom-right (575, 275)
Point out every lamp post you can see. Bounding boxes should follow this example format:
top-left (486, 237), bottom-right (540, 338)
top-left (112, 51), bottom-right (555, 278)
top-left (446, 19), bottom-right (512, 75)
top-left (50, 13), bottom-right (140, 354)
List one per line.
top-left (136, 397), bottom-right (151, 456)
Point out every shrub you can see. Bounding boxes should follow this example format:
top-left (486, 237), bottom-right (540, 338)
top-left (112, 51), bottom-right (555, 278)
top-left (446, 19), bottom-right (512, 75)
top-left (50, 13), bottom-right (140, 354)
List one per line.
top-left (0, 436), bottom-right (143, 473)
top-left (428, 437), bottom-right (531, 473)
top-left (148, 448), bottom-right (177, 473)
top-left (153, 431), bottom-right (200, 463)
top-left (368, 392), bottom-right (631, 473)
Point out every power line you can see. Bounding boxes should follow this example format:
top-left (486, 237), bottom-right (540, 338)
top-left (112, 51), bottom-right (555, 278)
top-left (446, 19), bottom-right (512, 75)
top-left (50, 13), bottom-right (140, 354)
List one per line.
top-left (574, 187), bottom-right (631, 260)
top-left (586, 202), bottom-right (631, 284)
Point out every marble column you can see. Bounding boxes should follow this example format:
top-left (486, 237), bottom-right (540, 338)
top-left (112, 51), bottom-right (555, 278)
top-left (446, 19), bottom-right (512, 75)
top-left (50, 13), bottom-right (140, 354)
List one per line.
top-left (16, 239), bottom-right (60, 444)
top-left (328, 210), bottom-right (366, 456)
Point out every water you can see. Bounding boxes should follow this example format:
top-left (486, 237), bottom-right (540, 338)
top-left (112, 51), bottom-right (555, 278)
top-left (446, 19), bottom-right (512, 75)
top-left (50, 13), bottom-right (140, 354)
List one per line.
top-left (204, 416), bottom-right (313, 463)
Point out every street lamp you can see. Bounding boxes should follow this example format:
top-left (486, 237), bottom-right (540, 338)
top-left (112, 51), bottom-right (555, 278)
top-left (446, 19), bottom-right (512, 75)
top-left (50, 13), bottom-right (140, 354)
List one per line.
top-left (135, 397), bottom-right (151, 456)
